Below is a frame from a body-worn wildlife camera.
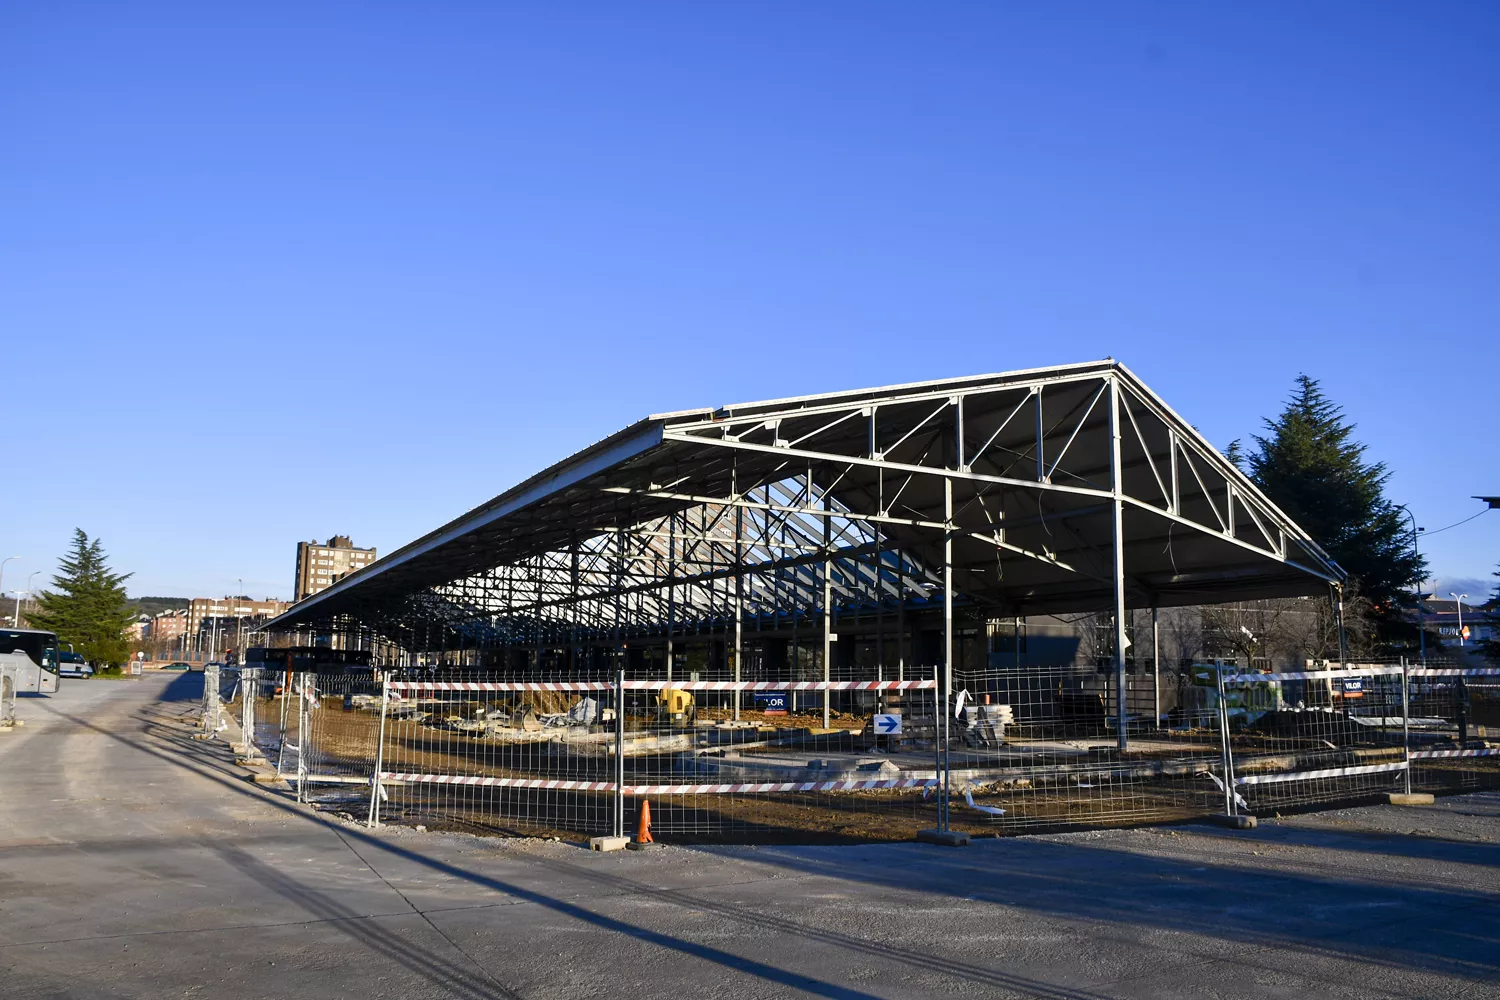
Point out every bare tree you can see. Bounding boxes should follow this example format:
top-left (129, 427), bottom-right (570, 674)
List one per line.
top-left (1198, 585), bottom-right (1372, 667)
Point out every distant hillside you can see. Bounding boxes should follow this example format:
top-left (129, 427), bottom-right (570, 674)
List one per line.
top-left (129, 596), bottom-right (190, 618)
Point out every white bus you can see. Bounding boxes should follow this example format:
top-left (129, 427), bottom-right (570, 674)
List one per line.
top-left (0, 628), bottom-right (62, 695)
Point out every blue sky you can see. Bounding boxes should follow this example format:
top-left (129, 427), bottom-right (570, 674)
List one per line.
top-left (2, 3), bottom-right (1496, 603)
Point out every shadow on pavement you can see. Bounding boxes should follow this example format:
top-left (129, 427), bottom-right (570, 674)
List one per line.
top-left (213, 842), bottom-right (520, 1000)
top-left (22, 688), bottom-right (1500, 997)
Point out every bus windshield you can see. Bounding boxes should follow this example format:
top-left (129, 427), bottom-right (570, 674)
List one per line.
top-left (0, 629), bottom-right (60, 674)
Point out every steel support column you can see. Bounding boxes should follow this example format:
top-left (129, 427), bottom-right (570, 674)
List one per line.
top-left (942, 475), bottom-right (954, 831)
top-left (1152, 606), bottom-right (1161, 729)
top-left (1109, 376), bottom-right (1129, 751)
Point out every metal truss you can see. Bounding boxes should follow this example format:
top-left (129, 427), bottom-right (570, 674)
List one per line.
top-left (270, 361), bottom-right (1346, 744)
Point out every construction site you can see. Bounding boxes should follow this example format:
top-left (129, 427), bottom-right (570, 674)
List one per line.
top-left (249, 360), bottom-right (1499, 843)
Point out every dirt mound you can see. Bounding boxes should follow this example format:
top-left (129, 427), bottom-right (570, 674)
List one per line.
top-left (1248, 710), bottom-right (1364, 744)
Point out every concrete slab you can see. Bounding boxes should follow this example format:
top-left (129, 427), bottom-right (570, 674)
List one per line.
top-left (1388, 792), bottom-right (1436, 806)
top-left (916, 827), bottom-right (972, 846)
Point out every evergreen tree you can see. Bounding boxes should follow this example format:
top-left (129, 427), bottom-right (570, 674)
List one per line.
top-left (1246, 376), bottom-right (1424, 609)
top-left (1224, 438), bottom-right (1245, 471)
top-left (27, 529), bottom-right (135, 667)
top-left (1480, 562), bottom-right (1500, 665)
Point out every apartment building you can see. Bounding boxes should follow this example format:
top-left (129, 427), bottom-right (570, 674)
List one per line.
top-left (294, 535), bottom-right (377, 601)
top-left (185, 596), bottom-right (291, 636)
top-left (150, 608), bottom-right (188, 641)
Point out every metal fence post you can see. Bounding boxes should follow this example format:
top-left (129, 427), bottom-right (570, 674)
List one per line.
top-left (275, 671), bottom-right (292, 778)
top-left (935, 663), bottom-right (949, 832)
top-left (296, 671), bottom-right (311, 803)
top-left (202, 662), bottom-right (220, 735)
top-left (241, 667), bottom-right (259, 761)
top-left (1401, 657), bottom-right (1413, 796)
top-left (614, 667), bottom-right (625, 839)
top-left (367, 672), bottom-right (390, 828)
top-left (1216, 666), bottom-right (1236, 817)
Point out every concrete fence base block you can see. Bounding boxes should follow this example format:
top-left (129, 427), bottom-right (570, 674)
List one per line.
top-left (589, 836), bottom-right (629, 852)
top-left (1387, 792), bottom-right (1435, 807)
top-left (1207, 814), bottom-right (1258, 830)
top-left (916, 828), bottom-right (971, 847)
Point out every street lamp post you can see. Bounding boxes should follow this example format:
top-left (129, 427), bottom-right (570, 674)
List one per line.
top-left (0, 557), bottom-right (19, 610)
top-left (236, 579), bottom-right (245, 663)
top-left (10, 591), bottom-right (25, 628)
top-left (1396, 506), bottom-right (1426, 662)
top-left (1450, 593), bottom-right (1468, 646)
top-left (22, 572), bottom-right (39, 627)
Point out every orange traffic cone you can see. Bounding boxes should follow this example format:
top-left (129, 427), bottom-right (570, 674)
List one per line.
top-left (635, 799), bottom-right (655, 844)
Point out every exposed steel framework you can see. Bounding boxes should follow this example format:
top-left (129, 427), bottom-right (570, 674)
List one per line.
top-left (267, 360), bottom-right (1346, 754)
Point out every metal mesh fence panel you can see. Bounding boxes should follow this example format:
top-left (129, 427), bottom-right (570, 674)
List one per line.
top-left (288, 671), bottom-right (385, 810)
top-left (944, 665), bottom-right (1224, 833)
top-left (199, 662), bottom-right (221, 736)
top-left (1408, 667), bottom-right (1500, 796)
top-left (234, 666), bottom-right (263, 760)
top-left (0, 666), bottom-right (14, 728)
top-left (1222, 663), bottom-right (1408, 815)
top-left (368, 670), bottom-right (942, 842)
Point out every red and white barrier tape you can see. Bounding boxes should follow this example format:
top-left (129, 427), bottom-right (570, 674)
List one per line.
top-left (1409, 668), bottom-right (1500, 677)
top-left (1221, 667), bottom-right (1402, 684)
top-left (1409, 747), bottom-right (1500, 760)
top-left (387, 679), bottom-right (937, 693)
top-left (379, 773), bottom-right (616, 792)
top-left (1234, 761), bottom-right (1407, 786)
top-left (1219, 666), bottom-right (1500, 684)
top-left (621, 778), bottom-right (937, 795)
top-left (391, 682), bottom-right (614, 693)
top-left (375, 773), bottom-right (938, 795)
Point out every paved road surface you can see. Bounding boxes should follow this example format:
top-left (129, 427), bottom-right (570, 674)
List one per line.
top-left (0, 673), bottom-right (1496, 999)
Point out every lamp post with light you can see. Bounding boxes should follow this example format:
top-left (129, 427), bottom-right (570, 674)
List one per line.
top-left (19, 572), bottom-right (39, 628)
top-left (1450, 593), bottom-right (1468, 646)
top-left (0, 557), bottom-right (19, 612)
top-left (1396, 505), bottom-right (1426, 662)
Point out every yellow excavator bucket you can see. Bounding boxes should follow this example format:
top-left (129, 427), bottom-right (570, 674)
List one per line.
top-left (658, 688), bottom-right (694, 715)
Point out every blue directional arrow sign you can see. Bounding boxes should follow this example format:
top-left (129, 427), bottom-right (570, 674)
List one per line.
top-left (874, 713), bottom-right (902, 735)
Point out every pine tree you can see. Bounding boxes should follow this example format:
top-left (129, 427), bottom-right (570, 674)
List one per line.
top-left (1246, 375), bottom-right (1424, 609)
top-left (1480, 562), bottom-right (1500, 665)
top-left (27, 529), bottom-right (135, 668)
top-left (1224, 439), bottom-right (1245, 471)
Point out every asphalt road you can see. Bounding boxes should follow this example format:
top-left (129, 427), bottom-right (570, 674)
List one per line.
top-left (1, 673), bottom-right (1496, 999)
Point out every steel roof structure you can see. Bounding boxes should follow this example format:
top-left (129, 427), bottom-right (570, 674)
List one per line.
top-left (269, 360), bottom-right (1341, 674)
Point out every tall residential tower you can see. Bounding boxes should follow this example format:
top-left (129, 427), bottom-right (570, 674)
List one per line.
top-left (293, 535), bottom-right (376, 601)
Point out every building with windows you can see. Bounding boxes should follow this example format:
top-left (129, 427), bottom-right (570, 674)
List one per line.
top-left (186, 596), bottom-right (291, 637)
top-left (1415, 594), bottom-right (1497, 648)
top-left (294, 536), bottom-right (377, 602)
top-left (150, 608), bottom-right (188, 641)
top-left (124, 614), bottom-right (152, 642)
